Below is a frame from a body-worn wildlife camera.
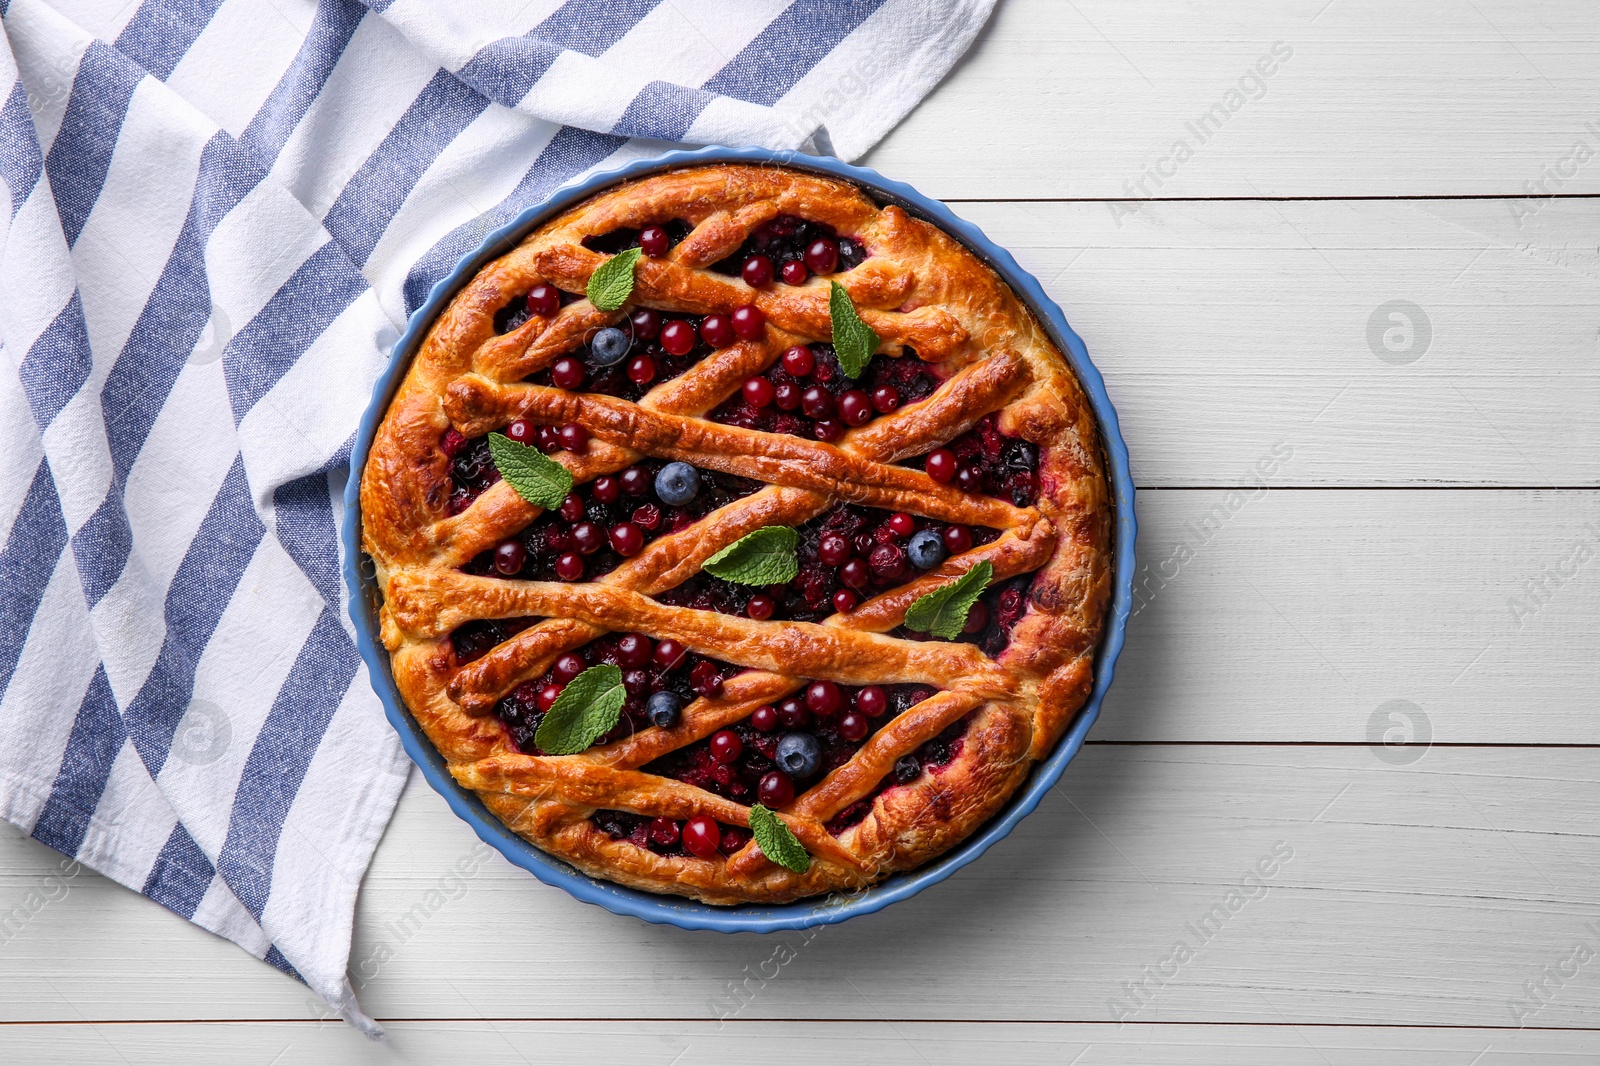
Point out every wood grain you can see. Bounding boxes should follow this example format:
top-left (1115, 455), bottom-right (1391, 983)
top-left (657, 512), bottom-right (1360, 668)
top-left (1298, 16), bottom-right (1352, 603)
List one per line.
top-left (865, 0), bottom-right (1600, 200)
top-left (952, 197), bottom-right (1600, 487)
top-left (5, 746), bottom-right (1599, 1029)
top-left (0, 1021), bottom-right (1593, 1065)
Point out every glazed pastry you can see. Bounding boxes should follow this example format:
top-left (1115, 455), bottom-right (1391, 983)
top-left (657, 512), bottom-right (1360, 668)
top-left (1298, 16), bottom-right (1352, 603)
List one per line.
top-left (360, 164), bottom-right (1111, 904)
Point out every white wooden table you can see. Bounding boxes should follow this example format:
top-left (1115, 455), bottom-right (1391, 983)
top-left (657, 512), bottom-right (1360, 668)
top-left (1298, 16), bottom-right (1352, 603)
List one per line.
top-left (5, 1), bottom-right (1599, 1061)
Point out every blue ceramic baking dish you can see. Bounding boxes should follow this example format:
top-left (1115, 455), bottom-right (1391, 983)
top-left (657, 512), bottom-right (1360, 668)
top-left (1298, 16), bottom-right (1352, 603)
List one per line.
top-left (342, 144), bottom-right (1136, 933)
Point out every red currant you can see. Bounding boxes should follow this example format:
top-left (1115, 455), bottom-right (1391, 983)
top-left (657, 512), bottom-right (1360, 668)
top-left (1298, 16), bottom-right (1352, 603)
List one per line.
top-left (571, 522), bottom-right (604, 555)
top-left (831, 589), bottom-right (857, 613)
top-left (777, 698), bottom-right (810, 729)
top-left (818, 533), bottom-right (851, 566)
top-left (925, 449), bottom-right (957, 483)
top-left (682, 815), bottom-right (720, 857)
top-left (627, 354), bottom-right (656, 384)
top-left (632, 503), bottom-right (661, 530)
top-left (609, 522), bottom-right (644, 556)
top-left (619, 466), bottom-right (650, 496)
top-left (801, 386), bottom-right (834, 420)
top-left (536, 425), bottom-right (562, 452)
top-left (553, 654), bottom-right (586, 684)
top-left (630, 307), bottom-right (661, 340)
top-left (558, 493), bottom-right (585, 522)
top-left (638, 225), bottom-right (670, 258)
top-left (813, 419), bottom-right (845, 443)
top-left (804, 237), bottom-right (839, 275)
top-left (746, 594), bottom-right (776, 620)
top-left (730, 304), bottom-right (764, 340)
top-left (616, 633), bottom-right (652, 668)
top-left (591, 476), bottom-right (620, 503)
top-left (773, 382), bottom-right (801, 411)
top-left (805, 680), bottom-right (842, 716)
top-left (558, 423), bottom-right (588, 453)
top-left (956, 466), bottom-right (983, 493)
top-left (758, 771), bottom-right (794, 808)
top-left (838, 390), bottom-right (873, 426)
top-left (661, 320), bottom-right (696, 355)
top-left (506, 419), bottom-right (535, 444)
top-left (526, 284), bottom-right (560, 318)
top-left (710, 729), bottom-right (743, 764)
top-left (493, 540), bottom-right (526, 575)
top-left (780, 259), bottom-right (809, 285)
top-left (855, 685), bottom-right (887, 718)
top-left (887, 512), bottom-right (915, 538)
top-left (537, 684), bottom-right (563, 711)
top-left (751, 705), bottom-right (780, 732)
top-left (781, 346), bottom-right (815, 377)
top-left (699, 314), bottom-right (735, 348)
top-left (654, 639), bottom-right (687, 670)
top-left (943, 525), bottom-right (973, 553)
top-left (872, 385), bottom-right (900, 413)
top-left (840, 558), bottom-right (870, 590)
top-left (550, 357), bottom-right (585, 390)
top-left (838, 712), bottom-right (869, 742)
top-left (743, 377), bottom-right (775, 408)
top-left (963, 600), bottom-right (989, 634)
top-left (555, 552), bottom-right (583, 580)
top-left (742, 255), bottom-right (774, 289)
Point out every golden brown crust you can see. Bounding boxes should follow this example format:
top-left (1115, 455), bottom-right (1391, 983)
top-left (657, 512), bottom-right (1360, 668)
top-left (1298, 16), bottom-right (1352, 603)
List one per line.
top-left (359, 164), bottom-right (1111, 904)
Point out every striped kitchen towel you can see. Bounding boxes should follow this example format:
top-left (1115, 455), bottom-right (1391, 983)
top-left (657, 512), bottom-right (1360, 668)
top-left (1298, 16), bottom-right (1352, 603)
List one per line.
top-left (0, 0), bottom-right (998, 1033)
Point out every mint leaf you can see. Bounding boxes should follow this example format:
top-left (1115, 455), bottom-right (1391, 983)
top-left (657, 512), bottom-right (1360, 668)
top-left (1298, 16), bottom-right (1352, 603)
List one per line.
top-left (828, 281), bottom-right (879, 379)
top-left (702, 526), bottom-right (799, 585)
top-left (587, 246), bottom-right (642, 312)
top-left (488, 432), bottom-right (573, 511)
top-left (534, 664), bottom-right (625, 755)
top-left (749, 803), bottom-right (810, 873)
top-left (904, 561), bottom-right (994, 640)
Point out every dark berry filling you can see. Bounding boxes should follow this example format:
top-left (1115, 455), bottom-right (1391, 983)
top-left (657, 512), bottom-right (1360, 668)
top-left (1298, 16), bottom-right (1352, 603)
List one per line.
top-left (591, 809), bottom-right (751, 859)
top-left (644, 682), bottom-right (936, 804)
top-left (522, 309), bottom-right (707, 402)
top-left (709, 343), bottom-right (939, 443)
top-left (659, 502), bottom-right (996, 623)
top-left (709, 214), bottom-right (869, 287)
top-left (910, 413), bottom-right (1040, 507)
top-left (451, 617), bottom-right (535, 665)
top-left (493, 632), bottom-right (740, 755)
top-left (465, 460), bottom-right (761, 583)
top-left (580, 219), bottom-right (692, 258)
top-left (445, 433), bottom-right (502, 514)
top-left (894, 571), bottom-right (1034, 658)
top-left (825, 714), bottom-right (971, 835)
top-left (495, 285), bottom-right (583, 335)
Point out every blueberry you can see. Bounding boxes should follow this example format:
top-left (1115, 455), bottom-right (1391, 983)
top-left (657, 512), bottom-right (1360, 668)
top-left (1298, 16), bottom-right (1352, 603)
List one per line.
top-left (590, 326), bottom-right (630, 366)
top-left (646, 690), bottom-right (683, 729)
top-left (906, 529), bottom-right (946, 569)
top-left (894, 754), bottom-right (921, 784)
top-left (654, 461), bottom-right (700, 506)
top-left (775, 732), bottom-right (821, 778)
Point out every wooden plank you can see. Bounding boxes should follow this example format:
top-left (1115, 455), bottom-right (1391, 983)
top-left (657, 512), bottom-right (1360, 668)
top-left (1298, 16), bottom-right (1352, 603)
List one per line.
top-left (5, 746), bottom-right (1599, 1028)
top-left (863, 0), bottom-right (1600, 199)
top-left (1108, 488), bottom-right (1600, 742)
top-left (0, 1020), bottom-right (1594, 1065)
top-left (948, 197), bottom-right (1600, 486)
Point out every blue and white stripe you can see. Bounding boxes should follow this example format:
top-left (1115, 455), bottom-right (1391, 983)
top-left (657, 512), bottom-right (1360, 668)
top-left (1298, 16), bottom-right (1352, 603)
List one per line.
top-left (0, 0), bottom-right (995, 1030)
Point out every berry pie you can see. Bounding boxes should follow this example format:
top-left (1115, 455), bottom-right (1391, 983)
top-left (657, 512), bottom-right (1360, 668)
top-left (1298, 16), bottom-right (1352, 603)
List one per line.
top-left (360, 164), bottom-right (1111, 904)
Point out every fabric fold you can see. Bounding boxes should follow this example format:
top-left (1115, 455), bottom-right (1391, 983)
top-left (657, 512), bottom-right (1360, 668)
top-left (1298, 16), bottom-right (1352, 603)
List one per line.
top-left (0, 0), bottom-right (997, 1034)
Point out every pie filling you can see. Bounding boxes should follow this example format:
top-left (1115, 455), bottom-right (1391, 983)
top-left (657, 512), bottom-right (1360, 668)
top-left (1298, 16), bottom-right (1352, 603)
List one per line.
top-left (436, 211), bottom-right (1054, 864)
top-left (710, 341), bottom-right (939, 443)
